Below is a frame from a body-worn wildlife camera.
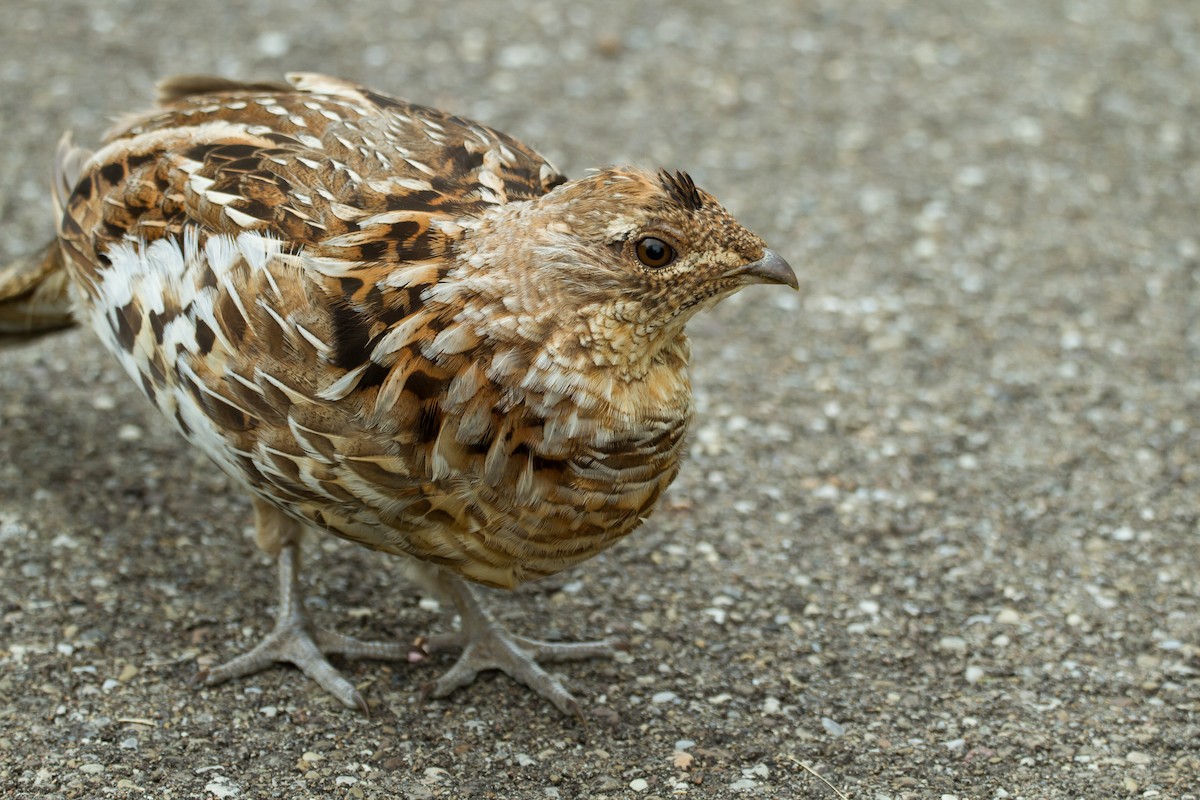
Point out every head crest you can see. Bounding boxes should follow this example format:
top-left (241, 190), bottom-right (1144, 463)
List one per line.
top-left (658, 169), bottom-right (704, 211)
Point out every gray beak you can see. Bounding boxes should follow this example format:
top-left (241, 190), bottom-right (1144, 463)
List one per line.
top-left (727, 249), bottom-right (798, 289)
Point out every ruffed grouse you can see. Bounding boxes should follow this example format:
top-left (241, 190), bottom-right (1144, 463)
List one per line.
top-left (0, 73), bottom-right (796, 718)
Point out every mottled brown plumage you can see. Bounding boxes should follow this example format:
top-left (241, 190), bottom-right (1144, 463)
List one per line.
top-left (2, 73), bottom-right (796, 718)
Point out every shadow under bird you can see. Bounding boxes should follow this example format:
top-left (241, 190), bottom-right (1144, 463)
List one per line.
top-left (0, 73), bottom-right (796, 720)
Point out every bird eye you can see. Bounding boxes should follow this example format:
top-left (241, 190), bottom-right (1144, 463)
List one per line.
top-left (635, 237), bottom-right (676, 269)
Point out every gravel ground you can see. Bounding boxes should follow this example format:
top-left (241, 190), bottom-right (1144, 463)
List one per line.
top-left (2, 1), bottom-right (1199, 798)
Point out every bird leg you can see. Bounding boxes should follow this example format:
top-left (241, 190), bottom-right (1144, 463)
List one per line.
top-left (194, 541), bottom-right (410, 713)
top-left (415, 568), bottom-right (618, 721)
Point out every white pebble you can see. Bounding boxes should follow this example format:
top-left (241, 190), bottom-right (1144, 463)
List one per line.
top-left (117, 424), bottom-right (143, 442)
top-left (955, 165), bottom-right (987, 188)
top-left (965, 665), bottom-right (985, 684)
top-left (913, 237), bottom-right (939, 259)
top-left (79, 763), bottom-right (105, 774)
top-left (939, 636), bottom-right (968, 653)
top-left (995, 608), bottom-right (1021, 624)
top-left (256, 31), bottom-right (291, 58)
top-left (630, 778), bottom-right (649, 792)
top-left (1060, 329), bottom-right (1084, 350)
top-left (704, 608), bottom-right (728, 625)
top-left (652, 691), bottom-right (679, 704)
top-left (205, 777), bottom-right (239, 798)
top-left (1011, 116), bottom-right (1044, 145)
top-left (821, 717), bottom-right (845, 737)
top-left (259, 706), bottom-right (278, 718)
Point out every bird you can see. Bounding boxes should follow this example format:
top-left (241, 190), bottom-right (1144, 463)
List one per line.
top-left (0, 72), bottom-right (796, 719)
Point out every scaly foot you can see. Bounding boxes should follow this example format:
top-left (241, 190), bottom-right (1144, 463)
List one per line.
top-left (194, 543), bottom-right (409, 712)
top-left (415, 571), bottom-right (619, 722)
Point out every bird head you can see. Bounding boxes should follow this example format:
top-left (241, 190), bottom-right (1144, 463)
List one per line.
top-left (452, 166), bottom-right (796, 377)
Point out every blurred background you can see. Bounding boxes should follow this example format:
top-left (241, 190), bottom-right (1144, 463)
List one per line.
top-left (1, 1), bottom-right (1198, 797)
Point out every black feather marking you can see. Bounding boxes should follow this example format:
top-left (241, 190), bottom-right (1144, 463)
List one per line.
top-left (658, 169), bottom-right (704, 211)
top-left (328, 301), bottom-right (370, 368)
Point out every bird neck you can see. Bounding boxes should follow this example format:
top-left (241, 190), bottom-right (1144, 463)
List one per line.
top-left (443, 200), bottom-right (692, 385)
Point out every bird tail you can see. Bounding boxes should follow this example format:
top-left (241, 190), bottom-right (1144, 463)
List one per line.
top-left (0, 132), bottom-right (91, 337)
top-left (0, 241), bottom-right (75, 335)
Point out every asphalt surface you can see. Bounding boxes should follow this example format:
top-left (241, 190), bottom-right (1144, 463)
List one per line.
top-left (1, 1), bottom-right (1198, 798)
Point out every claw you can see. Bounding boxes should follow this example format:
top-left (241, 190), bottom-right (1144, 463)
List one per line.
top-left (196, 542), bottom-right (411, 713)
top-left (414, 569), bottom-right (619, 723)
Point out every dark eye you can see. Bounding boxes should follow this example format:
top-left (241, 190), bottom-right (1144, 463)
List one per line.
top-left (635, 236), bottom-right (676, 269)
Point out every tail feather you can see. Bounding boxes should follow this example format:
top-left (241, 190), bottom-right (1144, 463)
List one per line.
top-left (0, 242), bottom-right (75, 335)
top-left (1, 131), bottom-right (87, 337)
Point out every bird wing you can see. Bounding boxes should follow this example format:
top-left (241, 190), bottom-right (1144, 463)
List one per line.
top-left (61, 72), bottom-right (565, 271)
top-left (53, 76), bottom-right (564, 568)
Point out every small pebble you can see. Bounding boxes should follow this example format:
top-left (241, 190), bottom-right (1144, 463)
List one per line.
top-left (630, 777), bottom-right (649, 792)
top-left (651, 691), bottom-right (678, 704)
top-left (116, 423), bottom-right (143, 441)
top-left (939, 636), bottom-right (968, 653)
top-left (965, 665), bottom-right (985, 684)
top-left (205, 778), bottom-right (239, 798)
top-left (995, 608), bottom-right (1021, 624)
top-left (79, 763), bottom-right (104, 774)
top-left (821, 717), bottom-right (846, 737)
top-left (1126, 751), bottom-right (1151, 765)
top-left (256, 31), bottom-right (291, 57)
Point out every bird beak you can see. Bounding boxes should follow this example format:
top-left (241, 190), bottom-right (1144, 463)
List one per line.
top-left (725, 249), bottom-right (798, 290)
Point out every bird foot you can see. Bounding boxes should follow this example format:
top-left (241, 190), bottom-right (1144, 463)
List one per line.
top-left (412, 570), bottom-right (619, 723)
top-left (193, 544), bottom-right (409, 713)
top-left (415, 626), bottom-right (618, 722)
top-left (194, 615), bottom-right (410, 713)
